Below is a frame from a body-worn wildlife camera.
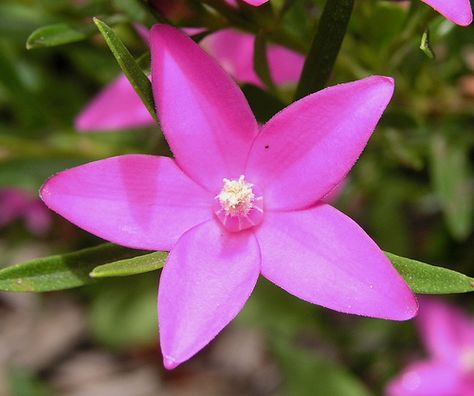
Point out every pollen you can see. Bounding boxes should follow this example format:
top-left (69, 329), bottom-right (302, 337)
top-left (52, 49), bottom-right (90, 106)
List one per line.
top-left (216, 175), bottom-right (255, 216)
top-left (214, 175), bottom-right (264, 232)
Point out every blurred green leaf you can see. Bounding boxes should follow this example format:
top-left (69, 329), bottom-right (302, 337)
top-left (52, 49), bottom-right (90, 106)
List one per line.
top-left (93, 17), bottom-right (158, 124)
top-left (0, 40), bottom-right (46, 126)
top-left (274, 338), bottom-right (373, 396)
top-left (90, 251), bottom-right (166, 278)
top-left (365, 2), bottom-right (407, 50)
top-left (26, 23), bottom-right (93, 49)
top-left (430, 134), bottom-right (473, 240)
top-left (8, 368), bottom-right (52, 396)
top-left (113, 0), bottom-right (150, 24)
top-left (370, 182), bottom-right (411, 255)
top-left (253, 31), bottom-right (275, 91)
top-left (0, 244), bottom-right (147, 292)
top-left (239, 278), bottom-right (318, 337)
top-left (89, 274), bottom-right (157, 349)
top-left (242, 84), bottom-right (285, 123)
top-left (0, 3), bottom-right (49, 42)
top-left (387, 251), bottom-right (474, 294)
top-left (26, 15), bottom-right (128, 49)
top-left (0, 157), bottom-right (87, 190)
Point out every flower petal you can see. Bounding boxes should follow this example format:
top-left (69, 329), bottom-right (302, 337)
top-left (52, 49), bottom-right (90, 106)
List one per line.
top-left (245, 76), bottom-right (394, 211)
top-left (421, 0), bottom-right (472, 26)
top-left (0, 189), bottom-right (30, 227)
top-left (158, 220), bottom-right (260, 369)
top-left (75, 75), bottom-right (154, 132)
top-left (256, 204), bottom-right (417, 320)
top-left (416, 297), bottom-right (474, 360)
top-left (40, 155), bottom-right (212, 250)
top-left (200, 28), bottom-right (303, 87)
top-left (150, 24), bottom-right (258, 192)
top-left (267, 42), bottom-right (305, 86)
top-left (242, 0), bottom-right (269, 5)
top-left (200, 29), bottom-right (259, 86)
top-left (24, 201), bottom-right (51, 236)
top-left (386, 360), bottom-right (462, 396)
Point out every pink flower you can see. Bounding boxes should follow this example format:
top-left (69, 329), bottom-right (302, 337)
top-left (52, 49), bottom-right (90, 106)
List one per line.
top-left (200, 28), bottom-right (304, 88)
top-left (75, 28), bottom-right (303, 132)
top-left (421, 0), bottom-right (472, 26)
top-left (243, 0), bottom-right (472, 26)
top-left (0, 188), bottom-right (51, 236)
top-left (241, 0), bottom-right (268, 6)
top-left (75, 74), bottom-right (154, 131)
top-left (386, 298), bottom-right (474, 396)
top-left (41, 25), bottom-right (417, 369)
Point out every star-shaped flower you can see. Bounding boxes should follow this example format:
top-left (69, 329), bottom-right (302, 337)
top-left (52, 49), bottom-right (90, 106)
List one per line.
top-left (387, 298), bottom-right (474, 396)
top-left (41, 25), bottom-right (417, 369)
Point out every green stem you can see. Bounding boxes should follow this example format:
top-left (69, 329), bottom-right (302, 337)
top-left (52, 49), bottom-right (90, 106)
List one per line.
top-left (294, 0), bottom-right (354, 100)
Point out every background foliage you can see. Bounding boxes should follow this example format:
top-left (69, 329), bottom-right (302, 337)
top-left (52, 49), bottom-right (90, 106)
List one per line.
top-left (0, 0), bottom-right (473, 394)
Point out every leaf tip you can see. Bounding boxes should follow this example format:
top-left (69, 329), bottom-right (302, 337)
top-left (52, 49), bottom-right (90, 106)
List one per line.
top-left (89, 268), bottom-right (101, 278)
top-left (92, 17), bottom-right (103, 29)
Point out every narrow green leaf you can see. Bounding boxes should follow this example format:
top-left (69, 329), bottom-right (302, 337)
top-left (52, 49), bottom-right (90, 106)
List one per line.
top-left (0, 244), bottom-right (147, 292)
top-left (26, 16), bottom-right (128, 50)
top-left (93, 17), bottom-right (158, 124)
top-left (420, 28), bottom-right (435, 59)
top-left (253, 31), bottom-right (275, 91)
top-left (26, 23), bottom-right (92, 49)
top-left (386, 252), bottom-right (474, 294)
top-left (294, 0), bottom-right (354, 100)
top-left (90, 251), bottom-right (167, 278)
top-left (430, 134), bottom-right (473, 240)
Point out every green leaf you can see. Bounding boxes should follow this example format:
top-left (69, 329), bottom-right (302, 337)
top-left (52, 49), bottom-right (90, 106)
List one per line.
top-left (112, 0), bottom-right (150, 24)
top-left (431, 134), bottom-right (473, 240)
top-left (294, 0), bottom-right (354, 100)
top-left (8, 368), bottom-right (52, 396)
top-left (26, 23), bottom-right (92, 49)
top-left (386, 252), bottom-right (474, 294)
top-left (420, 28), bottom-right (435, 59)
top-left (253, 31), bottom-right (275, 91)
top-left (0, 156), bottom-right (86, 190)
top-left (241, 84), bottom-right (285, 123)
top-left (274, 338), bottom-right (373, 396)
top-left (26, 16), bottom-right (128, 50)
top-left (89, 274), bottom-right (157, 350)
top-left (93, 17), bottom-right (158, 124)
top-left (90, 251), bottom-right (167, 278)
top-left (0, 244), bottom-right (147, 292)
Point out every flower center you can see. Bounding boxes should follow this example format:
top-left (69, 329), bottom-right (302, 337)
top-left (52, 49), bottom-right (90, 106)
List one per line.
top-left (214, 175), bottom-right (263, 232)
top-left (461, 348), bottom-right (474, 374)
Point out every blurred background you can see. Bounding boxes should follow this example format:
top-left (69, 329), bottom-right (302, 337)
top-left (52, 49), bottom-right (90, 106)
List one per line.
top-left (0, 0), bottom-right (473, 395)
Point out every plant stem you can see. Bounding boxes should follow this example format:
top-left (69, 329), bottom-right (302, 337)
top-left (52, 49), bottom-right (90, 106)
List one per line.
top-left (294, 0), bottom-right (354, 100)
